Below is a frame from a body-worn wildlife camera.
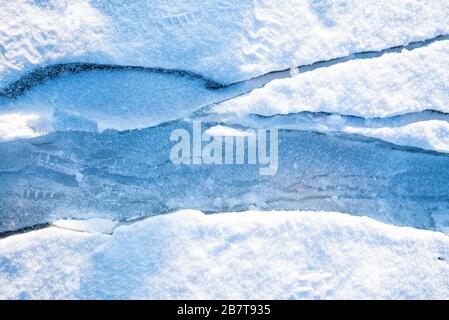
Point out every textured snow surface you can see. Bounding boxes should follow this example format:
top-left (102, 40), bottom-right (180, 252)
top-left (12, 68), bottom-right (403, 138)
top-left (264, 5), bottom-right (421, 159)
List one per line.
top-left (1, 210), bottom-right (449, 299)
top-left (344, 120), bottom-right (449, 153)
top-left (0, 113), bottom-right (46, 141)
top-left (1, 0), bottom-right (449, 88)
top-left (0, 70), bottom-right (236, 135)
top-left (213, 40), bottom-right (449, 118)
top-left (1, 0), bottom-right (449, 301)
top-left (2, 1), bottom-right (449, 141)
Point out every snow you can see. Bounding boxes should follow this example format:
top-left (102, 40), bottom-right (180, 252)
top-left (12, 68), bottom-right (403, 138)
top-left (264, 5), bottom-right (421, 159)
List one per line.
top-left (53, 218), bottom-right (118, 234)
top-left (213, 116), bottom-right (449, 153)
top-left (1, 0), bottom-right (449, 88)
top-left (0, 69), bottom-right (236, 133)
top-left (343, 120), bottom-right (449, 153)
top-left (2, 1), bottom-right (449, 138)
top-left (1, 0), bottom-right (449, 301)
top-left (0, 113), bottom-right (46, 141)
top-left (1, 210), bottom-right (449, 299)
top-left (203, 113), bottom-right (449, 153)
top-left (204, 125), bottom-right (255, 137)
top-left (213, 40), bottom-right (449, 118)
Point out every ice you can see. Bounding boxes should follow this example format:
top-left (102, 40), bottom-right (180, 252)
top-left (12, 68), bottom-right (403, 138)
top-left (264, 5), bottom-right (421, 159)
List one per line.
top-left (1, 0), bottom-right (449, 300)
top-left (204, 115), bottom-right (449, 153)
top-left (2, 0), bottom-right (449, 89)
top-left (1, 122), bottom-right (449, 233)
top-left (213, 40), bottom-right (449, 118)
top-left (1, 210), bottom-right (448, 299)
top-left (0, 69), bottom-right (237, 134)
top-left (2, 2), bottom-right (449, 138)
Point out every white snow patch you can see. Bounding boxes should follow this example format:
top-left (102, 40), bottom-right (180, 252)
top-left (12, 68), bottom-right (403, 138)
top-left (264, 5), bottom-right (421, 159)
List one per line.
top-left (53, 218), bottom-right (118, 234)
top-left (213, 40), bottom-right (449, 118)
top-left (1, 210), bottom-right (449, 299)
top-left (0, 70), bottom-right (238, 133)
top-left (204, 125), bottom-right (255, 137)
top-left (0, 113), bottom-right (47, 141)
top-left (343, 120), bottom-right (449, 153)
top-left (1, 0), bottom-right (449, 86)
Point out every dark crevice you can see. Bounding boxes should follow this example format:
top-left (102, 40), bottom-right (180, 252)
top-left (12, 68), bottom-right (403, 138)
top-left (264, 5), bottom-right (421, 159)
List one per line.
top-left (0, 63), bottom-right (226, 99)
top-left (0, 223), bottom-right (51, 239)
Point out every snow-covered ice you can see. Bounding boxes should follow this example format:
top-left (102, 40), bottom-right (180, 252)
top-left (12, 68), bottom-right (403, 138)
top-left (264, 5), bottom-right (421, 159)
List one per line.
top-left (343, 120), bottom-right (449, 153)
top-left (213, 40), bottom-right (449, 118)
top-left (1, 210), bottom-right (449, 299)
top-left (2, 1), bottom-right (449, 136)
top-left (0, 69), bottom-right (236, 135)
top-left (2, 0), bottom-right (449, 88)
top-left (201, 113), bottom-right (449, 153)
top-left (1, 0), bottom-right (449, 300)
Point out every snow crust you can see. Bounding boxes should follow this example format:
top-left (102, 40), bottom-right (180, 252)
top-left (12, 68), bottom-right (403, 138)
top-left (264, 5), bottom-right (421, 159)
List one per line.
top-left (213, 39), bottom-right (449, 118)
top-left (0, 70), bottom-right (234, 134)
top-left (204, 125), bottom-right (255, 137)
top-left (0, 113), bottom-right (46, 141)
top-left (2, 1), bottom-right (449, 144)
top-left (1, 0), bottom-right (449, 301)
top-left (343, 120), bottom-right (449, 153)
top-left (1, 0), bottom-right (449, 88)
top-left (1, 210), bottom-right (448, 299)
